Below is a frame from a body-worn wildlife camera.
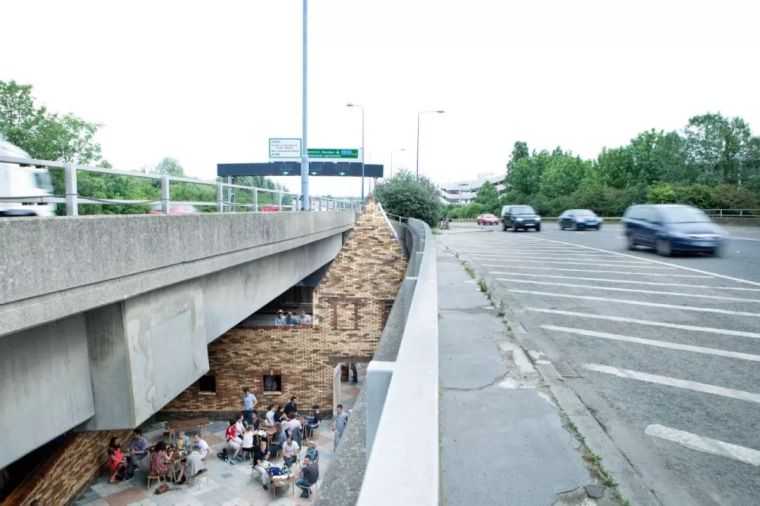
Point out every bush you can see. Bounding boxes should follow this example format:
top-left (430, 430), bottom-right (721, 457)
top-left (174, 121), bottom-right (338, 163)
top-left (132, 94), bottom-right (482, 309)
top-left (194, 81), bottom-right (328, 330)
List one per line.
top-left (374, 170), bottom-right (442, 227)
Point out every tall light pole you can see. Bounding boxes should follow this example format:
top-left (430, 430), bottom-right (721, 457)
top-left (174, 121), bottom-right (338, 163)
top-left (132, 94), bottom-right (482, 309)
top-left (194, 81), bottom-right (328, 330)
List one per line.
top-left (346, 103), bottom-right (365, 202)
top-left (300, 0), bottom-right (310, 210)
top-left (390, 148), bottom-right (406, 178)
top-left (416, 110), bottom-right (444, 180)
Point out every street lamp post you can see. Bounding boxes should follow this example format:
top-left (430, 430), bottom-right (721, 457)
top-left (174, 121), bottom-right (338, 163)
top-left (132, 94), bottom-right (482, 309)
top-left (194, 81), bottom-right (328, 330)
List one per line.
top-left (416, 110), bottom-right (444, 180)
top-left (300, 0), bottom-right (310, 210)
top-left (390, 148), bottom-right (406, 178)
top-left (346, 103), bottom-right (365, 202)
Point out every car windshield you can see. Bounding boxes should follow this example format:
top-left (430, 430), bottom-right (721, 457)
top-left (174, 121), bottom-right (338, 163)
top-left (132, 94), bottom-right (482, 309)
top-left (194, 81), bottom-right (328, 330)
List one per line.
top-left (574, 210), bottom-right (596, 217)
top-left (511, 206), bottom-right (535, 214)
top-left (661, 207), bottom-right (710, 224)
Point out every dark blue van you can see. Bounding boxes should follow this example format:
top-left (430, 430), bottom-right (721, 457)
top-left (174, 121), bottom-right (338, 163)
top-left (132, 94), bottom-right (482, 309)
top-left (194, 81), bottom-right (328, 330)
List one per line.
top-left (622, 204), bottom-right (726, 256)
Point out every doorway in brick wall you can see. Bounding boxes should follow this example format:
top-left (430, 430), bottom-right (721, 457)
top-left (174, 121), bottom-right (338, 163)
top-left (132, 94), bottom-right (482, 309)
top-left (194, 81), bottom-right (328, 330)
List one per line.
top-left (333, 362), bottom-right (366, 414)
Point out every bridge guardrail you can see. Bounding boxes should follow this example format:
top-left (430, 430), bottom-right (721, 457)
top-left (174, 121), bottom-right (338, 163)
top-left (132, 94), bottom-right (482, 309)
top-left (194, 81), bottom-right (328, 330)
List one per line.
top-left (0, 154), bottom-right (359, 215)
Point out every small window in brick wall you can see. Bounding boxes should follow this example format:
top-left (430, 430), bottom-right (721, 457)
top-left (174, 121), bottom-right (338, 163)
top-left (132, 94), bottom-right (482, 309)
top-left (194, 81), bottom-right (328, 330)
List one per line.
top-left (198, 374), bottom-right (216, 394)
top-left (330, 301), bottom-right (359, 330)
top-left (263, 374), bottom-right (283, 394)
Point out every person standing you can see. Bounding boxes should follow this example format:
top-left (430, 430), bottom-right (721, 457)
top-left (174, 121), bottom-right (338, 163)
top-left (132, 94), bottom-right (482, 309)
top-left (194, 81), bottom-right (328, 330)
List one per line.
top-left (350, 363), bottom-right (358, 384)
top-left (265, 405), bottom-right (276, 426)
top-left (242, 387), bottom-right (257, 426)
top-left (284, 396), bottom-right (298, 417)
top-left (275, 310), bottom-right (287, 326)
top-left (331, 404), bottom-right (349, 451)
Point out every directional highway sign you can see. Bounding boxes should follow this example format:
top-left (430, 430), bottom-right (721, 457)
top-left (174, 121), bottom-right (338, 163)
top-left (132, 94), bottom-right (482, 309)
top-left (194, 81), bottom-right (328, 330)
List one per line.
top-left (307, 148), bottom-right (359, 159)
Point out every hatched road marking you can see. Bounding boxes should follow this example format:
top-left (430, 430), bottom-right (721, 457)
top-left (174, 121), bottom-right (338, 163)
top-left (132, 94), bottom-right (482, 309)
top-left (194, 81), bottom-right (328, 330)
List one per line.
top-left (583, 363), bottom-right (760, 404)
top-left (499, 278), bottom-right (760, 303)
top-left (509, 289), bottom-right (760, 317)
top-left (542, 325), bottom-right (760, 362)
top-left (645, 424), bottom-right (760, 467)
top-left (526, 308), bottom-right (760, 340)
top-left (481, 265), bottom-right (712, 278)
top-left (473, 258), bottom-right (673, 269)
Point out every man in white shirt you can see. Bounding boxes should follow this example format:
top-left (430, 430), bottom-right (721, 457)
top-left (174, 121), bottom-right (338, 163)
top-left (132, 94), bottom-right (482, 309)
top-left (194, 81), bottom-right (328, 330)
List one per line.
top-left (282, 435), bottom-right (300, 467)
top-left (265, 405), bottom-right (276, 426)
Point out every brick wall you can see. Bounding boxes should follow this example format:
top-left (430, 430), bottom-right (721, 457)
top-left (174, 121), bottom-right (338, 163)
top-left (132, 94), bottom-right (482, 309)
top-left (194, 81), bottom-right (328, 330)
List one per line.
top-left (162, 199), bottom-right (406, 415)
top-left (1, 429), bottom-right (131, 506)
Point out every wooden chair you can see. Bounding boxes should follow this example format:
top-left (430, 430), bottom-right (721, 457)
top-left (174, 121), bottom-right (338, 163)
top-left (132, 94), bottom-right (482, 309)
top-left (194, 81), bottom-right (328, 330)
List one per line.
top-left (147, 472), bottom-right (165, 489)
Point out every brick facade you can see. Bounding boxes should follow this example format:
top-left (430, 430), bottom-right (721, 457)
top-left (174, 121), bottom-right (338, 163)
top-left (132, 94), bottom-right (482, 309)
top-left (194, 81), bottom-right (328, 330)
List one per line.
top-left (162, 199), bottom-right (406, 415)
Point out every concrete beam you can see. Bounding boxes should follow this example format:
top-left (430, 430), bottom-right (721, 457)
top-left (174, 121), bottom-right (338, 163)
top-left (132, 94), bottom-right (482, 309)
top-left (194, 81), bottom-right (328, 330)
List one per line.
top-left (0, 212), bottom-right (354, 337)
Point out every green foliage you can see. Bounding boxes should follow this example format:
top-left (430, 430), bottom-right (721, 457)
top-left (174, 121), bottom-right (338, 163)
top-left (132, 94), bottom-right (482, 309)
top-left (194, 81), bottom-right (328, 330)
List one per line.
top-left (374, 169), bottom-right (442, 226)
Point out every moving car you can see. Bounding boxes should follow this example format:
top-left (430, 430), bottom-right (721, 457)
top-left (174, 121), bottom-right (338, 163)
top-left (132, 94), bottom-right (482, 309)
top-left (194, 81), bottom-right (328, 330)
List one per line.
top-left (558, 209), bottom-right (603, 230)
top-left (0, 140), bottom-right (56, 217)
top-left (501, 205), bottom-right (541, 232)
top-left (622, 204), bottom-right (726, 256)
top-left (476, 213), bottom-right (499, 225)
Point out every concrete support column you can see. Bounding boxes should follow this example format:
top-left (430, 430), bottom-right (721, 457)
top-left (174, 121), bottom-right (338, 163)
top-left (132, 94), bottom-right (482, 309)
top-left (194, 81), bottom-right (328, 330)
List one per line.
top-left (365, 360), bottom-right (395, 460)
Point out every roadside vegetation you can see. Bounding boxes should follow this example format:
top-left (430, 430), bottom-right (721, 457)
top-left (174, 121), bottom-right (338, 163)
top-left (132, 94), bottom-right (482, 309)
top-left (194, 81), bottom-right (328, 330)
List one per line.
top-left (374, 169), bottom-right (443, 227)
top-left (0, 80), bottom-right (288, 215)
top-left (447, 113), bottom-right (760, 219)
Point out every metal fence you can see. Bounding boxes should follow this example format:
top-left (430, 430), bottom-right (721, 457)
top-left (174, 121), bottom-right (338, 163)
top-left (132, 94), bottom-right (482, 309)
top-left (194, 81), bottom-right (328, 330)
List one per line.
top-left (0, 154), bottom-right (359, 216)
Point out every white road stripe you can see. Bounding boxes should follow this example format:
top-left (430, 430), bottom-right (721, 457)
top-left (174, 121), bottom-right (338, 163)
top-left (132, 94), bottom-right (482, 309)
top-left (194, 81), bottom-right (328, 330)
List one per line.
top-left (510, 289), bottom-right (760, 317)
top-left (645, 424), bottom-right (760, 467)
top-left (527, 308), bottom-right (760, 339)
top-left (471, 254), bottom-right (652, 264)
top-left (542, 325), bottom-right (760, 362)
top-left (583, 363), bottom-right (760, 404)
top-left (521, 236), bottom-right (760, 288)
top-left (490, 272), bottom-right (760, 292)
top-left (482, 265), bottom-right (713, 278)
top-left (499, 278), bottom-right (760, 303)
top-left (476, 258), bottom-right (674, 269)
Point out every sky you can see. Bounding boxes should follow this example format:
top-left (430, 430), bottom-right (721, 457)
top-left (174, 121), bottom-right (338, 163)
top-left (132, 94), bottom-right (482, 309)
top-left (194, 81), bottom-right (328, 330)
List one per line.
top-left (3, 0), bottom-right (760, 197)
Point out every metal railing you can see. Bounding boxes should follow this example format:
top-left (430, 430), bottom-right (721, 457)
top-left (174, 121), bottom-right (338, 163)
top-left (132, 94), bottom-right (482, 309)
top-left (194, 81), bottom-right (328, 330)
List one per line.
top-left (704, 209), bottom-right (760, 218)
top-left (0, 154), bottom-right (359, 215)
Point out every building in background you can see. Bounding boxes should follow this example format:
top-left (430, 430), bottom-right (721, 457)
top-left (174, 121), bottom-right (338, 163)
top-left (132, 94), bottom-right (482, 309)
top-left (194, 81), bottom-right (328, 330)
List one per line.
top-left (439, 173), bottom-right (507, 205)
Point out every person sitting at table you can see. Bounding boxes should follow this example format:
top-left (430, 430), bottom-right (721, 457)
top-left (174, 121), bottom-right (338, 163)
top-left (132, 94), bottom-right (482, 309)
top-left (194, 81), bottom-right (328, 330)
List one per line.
top-left (175, 430), bottom-right (191, 450)
top-left (303, 405), bottom-right (321, 440)
top-left (107, 437), bottom-right (129, 483)
top-left (185, 435), bottom-right (209, 478)
top-left (284, 396), bottom-right (298, 417)
top-left (241, 425), bottom-right (255, 458)
top-left (252, 439), bottom-right (271, 490)
top-left (234, 413), bottom-right (245, 438)
top-left (129, 428), bottom-right (150, 469)
top-left (274, 405), bottom-right (285, 423)
top-left (226, 418), bottom-right (242, 463)
top-left (295, 455), bottom-right (319, 499)
top-left (265, 405), bottom-right (276, 426)
top-left (249, 410), bottom-right (261, 430)
top-left (150, 441), bottom-right (184, 483)
top-left (269, 423), bottom-right (286, 459)
top-left (282, 434), bottom-right (300, 467)
top-left (303, 440), bottom-right (319, 463)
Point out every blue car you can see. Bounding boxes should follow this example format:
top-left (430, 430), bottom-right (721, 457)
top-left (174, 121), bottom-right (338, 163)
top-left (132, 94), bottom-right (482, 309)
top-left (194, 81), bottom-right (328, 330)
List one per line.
top-left (558, 209), bottom-right (603, 230)
top-left (622, 204), bottom-right (727, 256)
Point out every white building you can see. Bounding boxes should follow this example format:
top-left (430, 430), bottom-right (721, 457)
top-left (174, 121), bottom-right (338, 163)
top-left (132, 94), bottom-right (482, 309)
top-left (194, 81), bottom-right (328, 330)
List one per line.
top-left (439, 173), bottom-right (507, 205)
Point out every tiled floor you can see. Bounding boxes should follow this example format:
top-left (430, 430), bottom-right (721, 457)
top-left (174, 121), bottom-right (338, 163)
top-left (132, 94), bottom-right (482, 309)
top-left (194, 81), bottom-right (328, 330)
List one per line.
top-left (74, 375), bottom-right (363, 506)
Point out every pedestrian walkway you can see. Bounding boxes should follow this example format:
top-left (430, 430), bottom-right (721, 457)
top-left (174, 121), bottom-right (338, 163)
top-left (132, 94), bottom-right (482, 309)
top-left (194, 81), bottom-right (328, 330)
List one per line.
top-left (437, 241), bottom-right (599, 505)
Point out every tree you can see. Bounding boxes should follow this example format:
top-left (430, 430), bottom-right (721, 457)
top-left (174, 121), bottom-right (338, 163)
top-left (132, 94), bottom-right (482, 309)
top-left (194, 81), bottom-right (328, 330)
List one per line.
top-left (374, 170), bottom-right (442, 226)
top-left (683, 113), bottom-right (752, 185)
top-left (153, 157), bottom-right (185, 176)
top-left (506, 141), bottom-right (529, 176)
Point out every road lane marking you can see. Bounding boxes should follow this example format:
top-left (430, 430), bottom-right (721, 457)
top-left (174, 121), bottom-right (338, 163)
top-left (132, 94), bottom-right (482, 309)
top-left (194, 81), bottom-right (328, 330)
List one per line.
top-left (489, 272), bottom-right (760, 292)
top-left (583, 363), bottom-right (760, 404)
top-left (475, 259), bottom-right (675, 269)
top-left (482, 265), bottom-right (713, 278)
top-left (645, 424), bottom-right (760, 466)
top-left (542, 325), bottom-right (760, 362)
top-left (520, 236), bottom-right (760, 288)
top-left (527, 308), bottom-right (760, 339)
top-left (510, 289), bottom-right (760, 317)
top-left (499, 278), bottom-right (760, 303)
top-left (471, 254), bottom-right (653, 264)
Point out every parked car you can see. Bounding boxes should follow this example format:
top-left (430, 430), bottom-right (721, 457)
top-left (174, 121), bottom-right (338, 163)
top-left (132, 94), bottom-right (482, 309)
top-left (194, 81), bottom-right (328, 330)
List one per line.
top-left (622, 204), bottom-right (726, 256)
top-left (501, 205), bottom-right (541, 232)
top-left (476, 213), bottom-right (499, 225)
top-left (147, 203), bottom-right (198, 215)
top-left (260, 205), bottom-right (279, 212)
top-left (558, 209), bottom-right (603, 230)
top-left (0, 140), bottom-right (56, 217)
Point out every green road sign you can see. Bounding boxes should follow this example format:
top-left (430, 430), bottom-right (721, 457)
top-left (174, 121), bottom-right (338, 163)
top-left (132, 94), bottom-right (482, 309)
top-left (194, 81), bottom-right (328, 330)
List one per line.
top-left (307, 148), bottom-right (359, 159)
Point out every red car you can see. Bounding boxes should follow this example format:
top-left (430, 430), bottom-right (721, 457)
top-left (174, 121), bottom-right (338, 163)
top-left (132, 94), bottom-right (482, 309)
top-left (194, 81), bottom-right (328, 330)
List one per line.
top-left (476, 213), bottom-right (499, 225)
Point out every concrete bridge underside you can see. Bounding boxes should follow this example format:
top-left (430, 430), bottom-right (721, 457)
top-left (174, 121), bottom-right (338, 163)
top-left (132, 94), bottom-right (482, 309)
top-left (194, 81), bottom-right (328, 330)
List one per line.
top-left (0, 211), bottom-right (354, 468)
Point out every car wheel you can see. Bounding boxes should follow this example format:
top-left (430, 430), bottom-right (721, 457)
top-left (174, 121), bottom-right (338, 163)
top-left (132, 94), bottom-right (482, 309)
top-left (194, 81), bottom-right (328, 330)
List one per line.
top-left (511, 226), bottom-right (518, 232)
top-left (502, 224), bottom-right (508, 232)
top-left (572, 222), bottom-right (578, 231)
top-left (626, 234), bottom-right (636, 251)
top-left (535, 223), bottom-right (541, 232)
top-left (596, 224), bottom-right (602, 230)
top-left (712, 246), bottom-right (722, 257)
top-left (656, 238), bottom-right (672, 257)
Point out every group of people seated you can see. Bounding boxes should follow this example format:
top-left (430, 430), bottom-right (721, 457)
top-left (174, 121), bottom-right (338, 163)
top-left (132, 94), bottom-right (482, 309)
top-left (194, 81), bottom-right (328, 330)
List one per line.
top-left (274, 308), bottom-right (313, 326)
top-left (107, 429), bottom-right (210, 485)
top-left (224, 398), bottom-right (321, 497)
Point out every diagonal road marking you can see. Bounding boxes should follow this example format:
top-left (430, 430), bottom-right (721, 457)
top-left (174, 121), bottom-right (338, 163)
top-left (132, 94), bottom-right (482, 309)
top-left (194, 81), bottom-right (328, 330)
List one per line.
top-left (645, 424), bottom-right (760, 466)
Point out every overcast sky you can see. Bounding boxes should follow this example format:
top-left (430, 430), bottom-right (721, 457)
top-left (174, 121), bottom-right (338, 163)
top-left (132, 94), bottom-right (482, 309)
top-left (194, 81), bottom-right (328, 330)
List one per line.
top-left (3, 0), bottom-right (759, 196)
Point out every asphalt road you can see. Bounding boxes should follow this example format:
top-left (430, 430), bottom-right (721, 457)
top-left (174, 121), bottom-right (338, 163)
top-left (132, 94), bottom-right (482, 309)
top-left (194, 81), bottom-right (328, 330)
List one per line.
top-left (439, 223), bottom-right (760, 506)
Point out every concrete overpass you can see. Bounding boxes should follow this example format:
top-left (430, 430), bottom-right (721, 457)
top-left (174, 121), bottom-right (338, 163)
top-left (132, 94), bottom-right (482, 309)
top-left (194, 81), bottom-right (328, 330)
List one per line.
top-left (0, 211), bottom-right (354, 469)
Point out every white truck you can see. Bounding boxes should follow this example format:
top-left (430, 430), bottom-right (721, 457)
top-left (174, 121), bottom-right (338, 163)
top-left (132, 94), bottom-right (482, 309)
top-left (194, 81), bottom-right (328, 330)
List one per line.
top-left (0, 140), bottom-right (56, 217)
